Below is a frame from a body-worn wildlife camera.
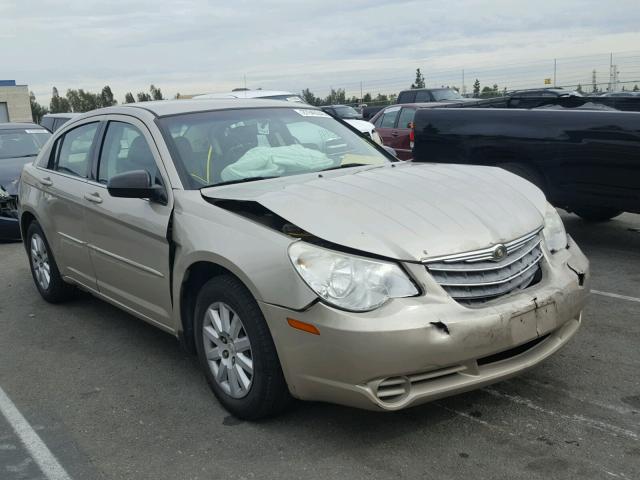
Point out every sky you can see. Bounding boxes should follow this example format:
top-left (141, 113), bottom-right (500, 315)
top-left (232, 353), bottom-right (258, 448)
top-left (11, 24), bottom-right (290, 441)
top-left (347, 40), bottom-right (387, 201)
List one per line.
top-left (3, 0), bottom-right (640, 104)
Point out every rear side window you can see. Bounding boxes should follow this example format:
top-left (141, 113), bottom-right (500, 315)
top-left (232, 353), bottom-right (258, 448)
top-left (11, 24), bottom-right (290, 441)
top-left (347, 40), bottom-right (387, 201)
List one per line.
top-left (380, 108), bottom-right (400, 128)
top-left (397, 91), bottom-right (416, 103)
top-left (414, 90), bottom-right (432, 102)
top-left (397, 108), bottom-right (416, 129)
top-left (54, 123), bottom-right (99, 178)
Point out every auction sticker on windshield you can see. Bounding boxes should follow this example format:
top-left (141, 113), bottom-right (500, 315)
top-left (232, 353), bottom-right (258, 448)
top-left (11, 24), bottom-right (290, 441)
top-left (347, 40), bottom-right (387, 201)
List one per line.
top-left (294, 109), bottom-right (331, 118)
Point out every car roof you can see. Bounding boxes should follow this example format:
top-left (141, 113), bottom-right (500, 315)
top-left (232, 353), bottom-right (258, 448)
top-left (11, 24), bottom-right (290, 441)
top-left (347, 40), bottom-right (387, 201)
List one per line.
top-left (0, 122), bottom-right (44, 130)
top-left (69, 99), bottom-right (318, 121)
top-left (42, 113), bottom-right (81, 119)
top-left (193, 90), bottom-right (297, 99)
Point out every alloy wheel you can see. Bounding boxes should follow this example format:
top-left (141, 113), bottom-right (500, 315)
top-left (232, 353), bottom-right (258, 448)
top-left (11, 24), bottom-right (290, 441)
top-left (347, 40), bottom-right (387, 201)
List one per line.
top-left (30, 233), bottom-right (51, 291)
top-left (202, 302), bottom-right (253, 398)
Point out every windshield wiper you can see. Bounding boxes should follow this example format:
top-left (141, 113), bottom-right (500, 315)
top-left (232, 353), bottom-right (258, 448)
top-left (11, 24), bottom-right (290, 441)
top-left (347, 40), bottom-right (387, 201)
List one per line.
top-left (204, 175), bottom-right (280, 188)
top-left (1, 154), bottom-right (37, 159)
top-left (319, 163), bottom-right (371, 172)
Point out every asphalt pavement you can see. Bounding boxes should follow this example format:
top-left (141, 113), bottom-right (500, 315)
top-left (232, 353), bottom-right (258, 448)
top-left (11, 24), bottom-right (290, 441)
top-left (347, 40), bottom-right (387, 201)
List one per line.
top-left (1, 212), bottom-right (639, 480)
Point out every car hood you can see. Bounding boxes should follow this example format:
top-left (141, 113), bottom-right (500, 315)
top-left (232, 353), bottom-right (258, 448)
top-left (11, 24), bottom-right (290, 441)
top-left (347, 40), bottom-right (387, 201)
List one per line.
top-left (0, 155), bottom-right (34, 195)
top-left (344, 119), bottom-right (375, 133)
top-left (201, 162), bottom-right (547, 262)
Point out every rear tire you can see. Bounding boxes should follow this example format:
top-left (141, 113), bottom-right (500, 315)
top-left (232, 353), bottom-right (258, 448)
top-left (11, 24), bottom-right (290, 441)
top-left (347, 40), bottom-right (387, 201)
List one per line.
top-left (572, 206), bottom-right (623, 222)
top-left (499, 163), bottom-right (545, 191)
top-left (26, 221), bottom-right (75, 303)
top-left (194, 275), bottom-right (292, 420)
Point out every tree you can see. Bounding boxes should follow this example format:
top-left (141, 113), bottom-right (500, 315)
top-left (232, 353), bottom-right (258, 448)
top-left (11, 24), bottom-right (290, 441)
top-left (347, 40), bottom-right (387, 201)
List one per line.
top-left (124, 92), bottom-right (136, 103)
top-left (362, 92), bottom-right (372, 103)
top-left (301, 88), bottom-right (319, 105)
top-left (634, 84), bottom-right (639, 92)
top-left (136, 92), bottom-right (152, 102)
top-left (30, 92), bottom-right (48, 122)
top-left (373, 93), bottom-right (389, 104)
top-left (66, 89), bottom-right (101, 112)
top-left (576, 84), bottom-right (583, 94)
top-left (150, 84), bottom-right (163, 101)
top-left (473, 79), bottom-right (480, 98)
top-left (50, 86), bottom-right (71, 113)
top-left (100, 86), bottom-right (117, 107)
top-left (411, 68), bottom-right (425, 89)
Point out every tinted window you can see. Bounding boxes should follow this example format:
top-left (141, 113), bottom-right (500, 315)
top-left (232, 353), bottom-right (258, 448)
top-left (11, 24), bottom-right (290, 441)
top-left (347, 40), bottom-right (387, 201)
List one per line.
top-left (414, 90), bottom-right (432, 102)
top-left (380, 108), bottom-right (400, 128)
top-left (54, 123), bottom-right (98, 177)
top-left (397, 108), bottom-right (416, 129)
top-left (98, 122), bottom-right (159, 184)
top-left (397, 91), bottom-right (416, 103)
top-left (159, 107), bottom-right (389, 188)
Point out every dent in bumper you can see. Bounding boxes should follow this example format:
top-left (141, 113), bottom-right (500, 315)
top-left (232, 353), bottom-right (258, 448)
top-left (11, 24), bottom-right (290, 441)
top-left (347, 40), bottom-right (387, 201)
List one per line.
top-left (260, 240), bottom-right (589, 411)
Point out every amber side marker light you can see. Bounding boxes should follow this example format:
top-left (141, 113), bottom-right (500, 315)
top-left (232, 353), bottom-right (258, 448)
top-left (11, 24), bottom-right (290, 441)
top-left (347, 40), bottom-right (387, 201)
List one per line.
top-left (287, 318), bottom-right (320, 335)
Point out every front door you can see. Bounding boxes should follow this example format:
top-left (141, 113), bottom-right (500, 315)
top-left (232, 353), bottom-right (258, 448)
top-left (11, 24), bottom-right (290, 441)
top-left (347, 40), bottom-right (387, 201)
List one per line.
top-left (83, 116), bottom-right (174, 329)
top-left (394, 107), bottom-right (417, 160)
top-left (373, 106), bottom-right (401, 147)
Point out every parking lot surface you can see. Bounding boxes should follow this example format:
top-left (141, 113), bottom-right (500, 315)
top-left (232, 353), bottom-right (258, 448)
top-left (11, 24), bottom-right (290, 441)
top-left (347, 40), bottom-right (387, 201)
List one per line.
top-left (1, 212), bottom-right (639, 480)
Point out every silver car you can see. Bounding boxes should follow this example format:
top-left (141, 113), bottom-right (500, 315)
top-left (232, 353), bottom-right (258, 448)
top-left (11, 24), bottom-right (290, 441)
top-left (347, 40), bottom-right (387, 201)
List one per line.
top-left (18, 99), bottom-right (590, 419)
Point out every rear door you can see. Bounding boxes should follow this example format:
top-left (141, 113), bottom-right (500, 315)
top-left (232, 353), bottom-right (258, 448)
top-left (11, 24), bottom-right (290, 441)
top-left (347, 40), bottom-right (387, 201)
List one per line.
top-left (394, 107), bottom-right (417, 160)
top-left (84, 115), bottom-right (174, 329)
top-left (372, 106), bottom-right (401, 147)
top-left (32, 121), bottom-right (101, 288)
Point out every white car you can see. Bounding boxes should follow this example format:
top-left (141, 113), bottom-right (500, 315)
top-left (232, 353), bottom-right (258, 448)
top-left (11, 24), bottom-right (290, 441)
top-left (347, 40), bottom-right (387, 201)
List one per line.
top-left (193, 90), bottom-right (383, 145)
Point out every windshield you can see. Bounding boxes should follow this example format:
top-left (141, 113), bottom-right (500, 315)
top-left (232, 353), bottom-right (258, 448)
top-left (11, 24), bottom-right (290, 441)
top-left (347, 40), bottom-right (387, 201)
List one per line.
top-left (0, 129), bottom-right (51, 160)
top-left (159, 107), bottom-right (390, 189)
top-left (333, 106), bottom-right (362, 119)
top-left (431, 89), bottom-right (464, 101)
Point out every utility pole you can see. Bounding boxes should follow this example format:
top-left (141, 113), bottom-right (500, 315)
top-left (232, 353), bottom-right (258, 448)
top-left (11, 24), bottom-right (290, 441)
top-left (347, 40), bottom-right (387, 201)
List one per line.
top-left (462, 69), bottom-right (466, 95)
top-left (553, 59), bottom-right (557, 87)
top-left (608, 53), bottom-right (613, 92)
top-left (360, 81), bottom-right (363, 104)
top-left (592, 69), bottom-right (597, 93)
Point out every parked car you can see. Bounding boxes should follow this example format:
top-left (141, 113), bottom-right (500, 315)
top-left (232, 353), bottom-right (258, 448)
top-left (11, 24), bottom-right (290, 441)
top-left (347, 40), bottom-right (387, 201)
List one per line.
top-left (396, 87), bottom-right (471, 104)
top-left (1, 123), bottom-right (51, 240)
top-left (321, 105), bottom-right (363, 119)
top-left (19, 99), bottom-right (589, 419)
top-left (412, 107), bottom-right (640, 221)
top-left (369, 103), bottom-right (445, 159)
top-left (40, 113), bottom-right (81, 132)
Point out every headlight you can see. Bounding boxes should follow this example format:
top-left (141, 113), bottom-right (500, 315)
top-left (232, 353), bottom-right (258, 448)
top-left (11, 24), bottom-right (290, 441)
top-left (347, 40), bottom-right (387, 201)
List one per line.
top-left (288, 242), bottom-right (419, 312)
top-left (542, 203), bottom-right (567, 253)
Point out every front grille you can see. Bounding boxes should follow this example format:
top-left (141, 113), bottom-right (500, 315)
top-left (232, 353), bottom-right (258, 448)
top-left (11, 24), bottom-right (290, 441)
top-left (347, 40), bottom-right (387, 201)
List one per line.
top-left (425, 229), bottom-right (544, 305)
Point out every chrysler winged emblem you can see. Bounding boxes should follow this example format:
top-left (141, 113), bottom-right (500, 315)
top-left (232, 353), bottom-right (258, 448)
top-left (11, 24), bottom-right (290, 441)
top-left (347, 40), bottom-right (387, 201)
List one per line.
top-left (492, 244), bottom-right (507, 261)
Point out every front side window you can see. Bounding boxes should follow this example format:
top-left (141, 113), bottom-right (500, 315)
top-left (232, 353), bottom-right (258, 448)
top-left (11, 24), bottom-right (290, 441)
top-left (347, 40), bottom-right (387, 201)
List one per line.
top-left (380, 108), bottom-right (400, 128)
top-left (159, 107), bottom-right (391, 188)
top-left (55, 123), bottom-right (98, 178)
top-left (98, 122), bottom-right (160, 184)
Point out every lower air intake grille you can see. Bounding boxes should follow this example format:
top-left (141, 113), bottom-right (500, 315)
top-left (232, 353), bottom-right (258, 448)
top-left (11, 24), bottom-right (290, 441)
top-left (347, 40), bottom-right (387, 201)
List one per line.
top-left (425, 229), bottom-right (544, 306)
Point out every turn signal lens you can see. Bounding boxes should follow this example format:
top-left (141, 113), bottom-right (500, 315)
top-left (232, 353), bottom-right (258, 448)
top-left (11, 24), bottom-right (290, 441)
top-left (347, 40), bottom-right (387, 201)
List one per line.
top-left (287, 318), bottom-right (320, 335)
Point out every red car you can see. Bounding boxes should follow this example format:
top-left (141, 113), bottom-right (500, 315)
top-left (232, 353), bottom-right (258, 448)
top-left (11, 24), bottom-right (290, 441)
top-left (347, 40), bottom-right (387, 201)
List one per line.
top-left (370, 103), bottom-right (440, 160)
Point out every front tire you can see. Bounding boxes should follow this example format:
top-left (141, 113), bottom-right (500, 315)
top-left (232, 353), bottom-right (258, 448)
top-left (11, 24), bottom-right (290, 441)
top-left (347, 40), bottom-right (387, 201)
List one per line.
top-left (572, 206), bottom-right (623, 222)
top-left (26, 221), bottom-right (75, 303)
top-left (194, 275), bottom-right (292, 420)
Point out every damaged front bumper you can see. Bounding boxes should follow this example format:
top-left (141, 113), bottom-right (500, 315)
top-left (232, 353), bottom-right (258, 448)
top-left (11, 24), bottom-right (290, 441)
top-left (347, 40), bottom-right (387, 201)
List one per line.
top-left (260, 235), bottom-right (590, 411)
top-left (0, 194), bottom-right (20, 241)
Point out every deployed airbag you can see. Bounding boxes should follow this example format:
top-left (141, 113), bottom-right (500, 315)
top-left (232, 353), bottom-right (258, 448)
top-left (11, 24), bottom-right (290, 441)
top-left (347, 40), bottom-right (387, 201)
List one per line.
top-left (221, 144), bottom-right (334, 181)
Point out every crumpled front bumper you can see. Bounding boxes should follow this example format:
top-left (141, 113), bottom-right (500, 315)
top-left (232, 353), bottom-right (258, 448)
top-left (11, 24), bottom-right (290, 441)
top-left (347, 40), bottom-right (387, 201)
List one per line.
top-left (260, 236), bottom-right (590, 411)
top-left (0, 195), bottom-right (20, 241)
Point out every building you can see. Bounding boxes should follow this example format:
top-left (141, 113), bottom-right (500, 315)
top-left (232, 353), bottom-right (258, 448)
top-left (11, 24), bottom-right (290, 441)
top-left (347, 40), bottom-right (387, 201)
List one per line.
top-left (0, 80), bottom-right (32, 123)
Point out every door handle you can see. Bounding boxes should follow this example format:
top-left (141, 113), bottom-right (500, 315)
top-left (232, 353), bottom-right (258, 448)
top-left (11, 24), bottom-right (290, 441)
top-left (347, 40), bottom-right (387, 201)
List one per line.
top-left (391, 131), bottom-right (399, 137)
top-left (84, 192), bottom-right (103, 204)
top-left (40, 176), bottom-right (53, 187)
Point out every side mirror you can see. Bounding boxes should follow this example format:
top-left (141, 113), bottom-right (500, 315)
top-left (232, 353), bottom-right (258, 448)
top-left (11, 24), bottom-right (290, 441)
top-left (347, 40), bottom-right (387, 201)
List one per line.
top-left (382, 146), bottom-right (397, 158)
top-left (107, 170), bottom-right (166, 203)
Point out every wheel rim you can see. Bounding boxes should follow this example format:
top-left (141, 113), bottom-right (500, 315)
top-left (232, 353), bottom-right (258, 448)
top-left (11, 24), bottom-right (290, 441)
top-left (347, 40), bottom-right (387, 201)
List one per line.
top-left (202, 302), bottom-right (253, 399)
top-left (30, 233), bottom-right (51, 291)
